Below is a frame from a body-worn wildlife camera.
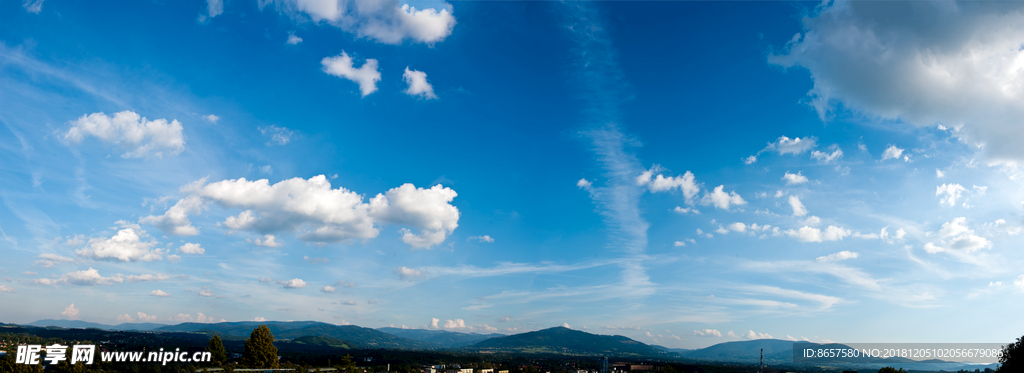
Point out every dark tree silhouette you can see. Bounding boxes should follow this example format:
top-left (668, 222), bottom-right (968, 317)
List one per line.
top-left (878, 368), bottom-right (906, 373)
top-left (241, 325), bottom-right (279, 368)
top-left (999, 335), bottom-right (1024, 372)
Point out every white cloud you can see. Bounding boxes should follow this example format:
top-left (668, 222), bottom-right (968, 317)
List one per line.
top-left (150, 290), bottom-right (170, 297)
top-left (258, 125), bottom-right (294, 145)
top-left (788, 195), bottom-right (807, 217)
top-left (321, 51), bottom-right (381, 97)
top-left (816, 250), bottom-right (859, 262)
top-left (395, 266), bottom-right (425, 281)
top-left (936, 169), bottom-right (945, 178)
top-left (576, 178), bottom-right (592, 189)
top-left (250, 234), bottom-right (283, 247)
top-left (1015, 275), bottom-right (1024, 290)
top-left (637, 166), bottom-right (701, 204)
top-left (199, 289), bottom-right (214, 297)
top-left (786, 225), bottom-right (850, 243)
top-left (672, 206), bottom-right (699, 214)
top-left (880, 227), bottom-right (907, 243)
top-left (810, 147), bottom-right (843, 163)
top-left (673, 241), bottom-right (686, 247)
top-left (263, 0), bottom-right (456, 45)
top-left (804, 216), bottom-right (821, 226)
top-left (280, 278), bottom-right (307, 288)
top-left (0, 285), bottom-right (15, 293)
top-left (321, 285), bottom-right (336, 293)
top-left (286, 31), bottom-right (303, 45)
top-left (36, 268), bottom-right (124, 286)
top-left (881, 145), bottom-right (906, 161)
top-left (749, 136), bottom-right (818, 162)
top-left (561, 322), bottom-right (571, 328)
top-left (140, 195), bottom-right (204, 236)
top-left (61, 304), bottom-right (80, 319)
top-left (701, 185), bottom-right (746, 210)
top-left (65, 111), bottom-right (185, 158)
top-left (693, 329), bottom-right (722, 337)
top-left (76, 222), bottom-right (163, 262)
top-left (936, 183), bottom-right (967, 207)
top-left (206, 0), bottom-right (223, 18)
top-left (728, 222), bottom-right (747, 233)
top-left (35, 253), bottom-right (75, 268)
top-left (126, 274), bottom-right (169, 282)
top-left (253, 316), bottom-right (267, 322)
top-left (403, 67), bottom-right (437, 99)
top-left (179, 243), bottom-right (205, 255)
top-left (171, 176), bottom-right (459, 248)
top-left (782, 171), bottom-right (808, 185)
top-left (23, 0), bottom-right (43, 13)
top-left (444, 319), bottom-right (466, 328)
top-left (137, 312), bottom-right (159, 322)
top-left (116, 314), bottom-right (134, 323)
top-left (203, 114), bottom-right (220, 123)
top-left (768, 1), bottom-right (1024, 165)
top-left (743, 330), bottom-right (773, 340)
top-left (469, 235), bottom-right (494, 243)
top-left (923, 217), bottom-right (993, 255)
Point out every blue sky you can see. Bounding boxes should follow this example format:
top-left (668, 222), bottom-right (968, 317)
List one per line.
top-left (2, 0), bottom-right (1024, 349)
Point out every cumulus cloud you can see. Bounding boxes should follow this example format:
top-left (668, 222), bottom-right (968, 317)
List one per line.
top-left (199, 289), bottom-right (214, 297)
top-left (395, 266), bottom-right (424, 280)
top-left (816, 250), bottom-right (859, 262)
top-left (785, 225), bottom-right (850, 243)
top-left (727, 222), bottom-right (747, 233)
top-left (403, 67), bottom-right (437, 99)
top-left (576, 178), bottom-right (592, 189)
top-left (280, 278), bottom-right (307, 288)
top-left (287, 31), bottom-right (303, 45)
top-left (64, 111), bottom-right (185, 158)
top-left (61, 304), bottom-right (80, 319)
top-left (178, 243), bottom-right (205, 255)
top-left (468, 235), bottom-right (494, 243)
top-left (203, 114), bottom-right (220, 123)
top-left (140, 195), bottom-right (204, 236)
top-left (673, 241), bottom-right (686, 247)
top-left (159, 176), bottom-right (460, 248)
top-left (1015, 274), bottom-right (1024, 290)
top-left (75, 222), bottom-right (163, 262)
top-left (36, 268), bottom-right (124, 286)
top-left (321, 285), bottom-right (336, 293)
top-left (923, 217), bottom-right (993, 255)
top-left (0, 285), bottom-right (15, 293)
top-left (701, 185), bottom-right (746, 210)
top-left (250, 234), bottom-right (283, 247)
top-left (881, 145), bottom-right (908, 162)
top-left (637, 166), bottom-right (702, 204)
top-left (150, 289), bottom-right (170, 297)
top-left (694, 329), bottom-right (722, 337)
top-left (782, 171), bottom-right (808, 185)
top-left (769, 0), bottom-right (1024, 165)
top-left (137, 312), bottom-right (159, 322)
top-left (321, 51), bottom-right (381, 97)
top-left (743, 330), bottom-right (773, 340)
top-left (673, 206), bottom-right (699, 214)
top-left (936, 183), bottom-right (967, 207)
top-left (788, 195), bottom-right (808, 217)
top-left (262, 0), bottom-right (456, 45)
top-left (117, 313), bottom-right (134, 323)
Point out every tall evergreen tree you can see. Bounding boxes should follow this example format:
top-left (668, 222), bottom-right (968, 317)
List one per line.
top-left (241, 325), bottom-right (279, 368)
top-left (206, 334), bottom-right (227, 366)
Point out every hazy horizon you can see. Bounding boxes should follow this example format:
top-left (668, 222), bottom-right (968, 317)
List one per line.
top-left (2, 0), bottom-right (1023, 350)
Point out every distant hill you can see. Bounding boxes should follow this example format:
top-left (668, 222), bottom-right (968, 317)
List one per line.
top-left (28, 319), bottom-right (166, 331)
top-left (378, 327), bottom-right (503, 348)
top-left (651, 345), bottom-right (693, 355)
top-left (682, 339), bottom-right (795, 362)
top-left (289, 335), bottom-right (353, 349)
top-left (156, 321), bottom-right (433, 350)
top-left (471, 326), bottom-right (664, 357)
